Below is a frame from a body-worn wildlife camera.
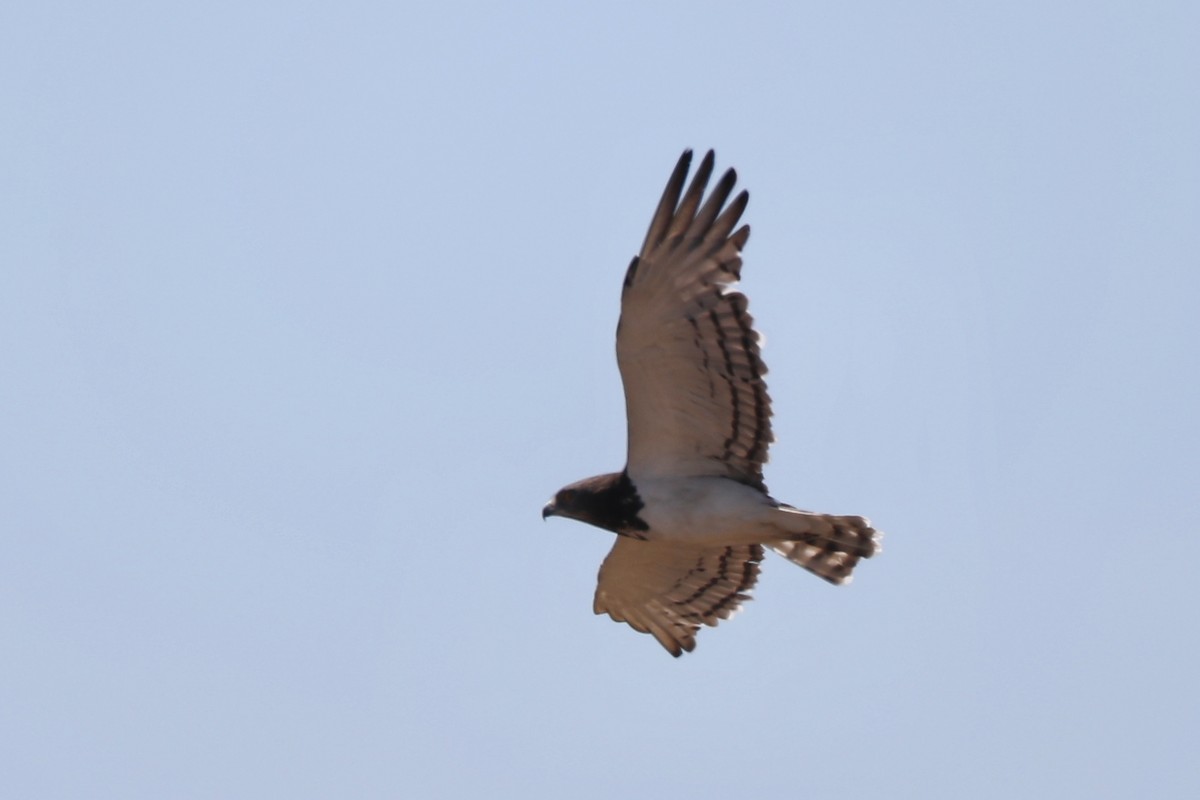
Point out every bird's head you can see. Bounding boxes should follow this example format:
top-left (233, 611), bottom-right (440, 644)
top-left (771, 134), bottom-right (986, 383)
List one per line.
top-left (542, 485), bottom-right (586, 523)
top-left (541, 471), bottom-right (647, 535)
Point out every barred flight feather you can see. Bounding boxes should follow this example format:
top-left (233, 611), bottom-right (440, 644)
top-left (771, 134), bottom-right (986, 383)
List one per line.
top-left (594, 540), bottom-right (765, 657)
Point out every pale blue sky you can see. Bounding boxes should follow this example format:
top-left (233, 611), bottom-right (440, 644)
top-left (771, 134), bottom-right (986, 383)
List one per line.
top-left (3, 2), bottom-right (1198, 798)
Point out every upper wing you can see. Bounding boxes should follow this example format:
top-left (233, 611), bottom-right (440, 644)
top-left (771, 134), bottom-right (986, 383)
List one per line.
top-left (617, 150), bottom-right (773, 488)
top-left (593, 537), bottom-right (764, 657)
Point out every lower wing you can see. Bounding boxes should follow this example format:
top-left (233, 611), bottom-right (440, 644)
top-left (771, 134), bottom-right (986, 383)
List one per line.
top-left (593, 538), bottom-right (764, 656)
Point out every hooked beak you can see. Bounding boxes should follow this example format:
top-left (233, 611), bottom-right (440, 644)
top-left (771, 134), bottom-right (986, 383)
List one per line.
top-left (542, 501), bottom-right (558, 520)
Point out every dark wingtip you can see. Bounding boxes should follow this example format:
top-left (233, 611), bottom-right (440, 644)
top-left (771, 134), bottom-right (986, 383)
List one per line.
top-left (676, 149), bottom-right (694, 173)
top-left (642, 150), bottom-right (697, 255)
top-left (623, 255), bottom-right (640, 288)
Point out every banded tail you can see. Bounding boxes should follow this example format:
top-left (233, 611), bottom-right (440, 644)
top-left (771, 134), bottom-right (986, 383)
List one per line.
top-left (770, 506), bottom-right (881, 584)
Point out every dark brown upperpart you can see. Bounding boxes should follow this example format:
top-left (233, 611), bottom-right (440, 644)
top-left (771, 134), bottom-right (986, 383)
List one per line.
top-left (547, 470), bottom-right (649, 537)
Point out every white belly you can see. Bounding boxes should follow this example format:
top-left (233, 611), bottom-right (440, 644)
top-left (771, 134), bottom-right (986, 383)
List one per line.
top-left (633, 474), bottom-right (777, 544)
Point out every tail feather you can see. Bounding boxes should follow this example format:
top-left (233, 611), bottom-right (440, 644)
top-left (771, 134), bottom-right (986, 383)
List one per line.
top-left (769, 506), bottom-right (881, 585)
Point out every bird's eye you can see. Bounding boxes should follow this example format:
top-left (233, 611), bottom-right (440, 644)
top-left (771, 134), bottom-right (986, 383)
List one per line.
top-left (560, 490), bottom-right (576, 504)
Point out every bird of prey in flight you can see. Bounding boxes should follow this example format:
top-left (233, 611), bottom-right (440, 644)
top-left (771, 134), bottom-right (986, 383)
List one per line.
top-left (543, 150), bottom-right (880, 656)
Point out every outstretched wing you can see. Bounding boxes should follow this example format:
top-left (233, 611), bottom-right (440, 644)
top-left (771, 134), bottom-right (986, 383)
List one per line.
top-left (593, 538), bottom-right (764, 657)
top-left (617, 150), bottom-right (772, 489)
